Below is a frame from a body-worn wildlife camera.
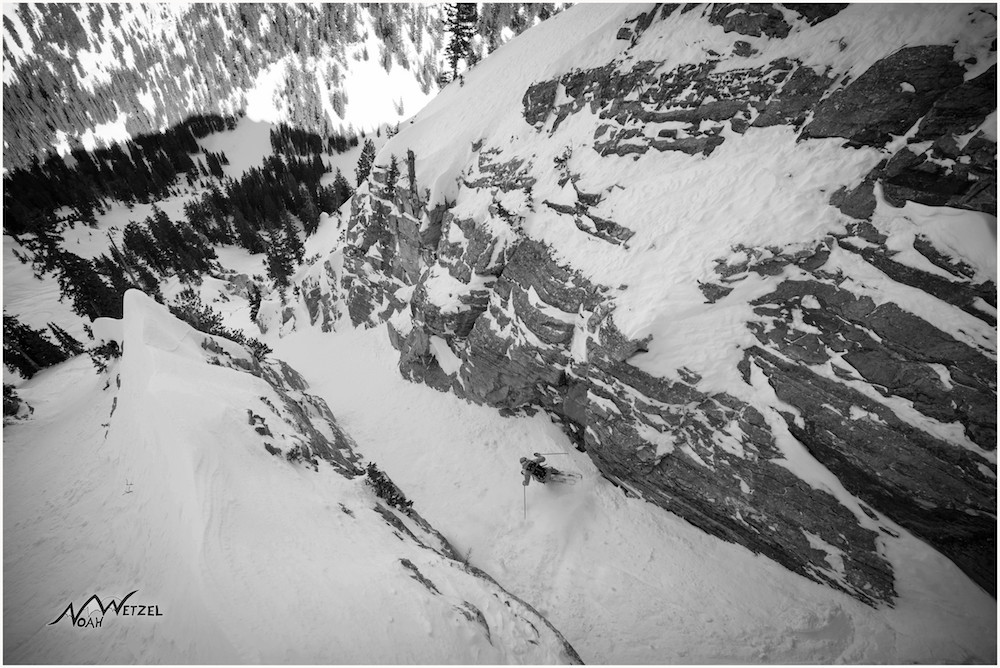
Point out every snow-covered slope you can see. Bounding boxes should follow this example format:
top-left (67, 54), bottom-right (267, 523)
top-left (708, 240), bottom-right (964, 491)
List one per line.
top-left (301, 0), bottom-right (996, 627)
top-left (3, 290), bottom-right (581, 664)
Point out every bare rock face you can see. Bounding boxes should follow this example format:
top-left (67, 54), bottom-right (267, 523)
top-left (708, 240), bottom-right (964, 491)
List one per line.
top-left (744, 269), bottom-right (996, 595)
top-left (328, 3), bottom-right (997, 606)
top-left (570, 332), bottom-right (897, 606)
top-left (827, 61), bottom-right (997, 219)
top-left (707, 3), bottom-right (792, 38)
top-left (783, 3), bottom-right (848, 25)
top-left (522, 79), bottom-right (560, 128)
top-left (748, 344), bottom-right (996, 596)
top-left (344, 181), bottom-right (915, 604)
top-left (752, 279), bottom-right (995, 449)
top-left (752, 62), bottom-right (835, 128)
top-left (202, 336), bottom-right (363, 476)
top-left (802, 46), bottom-right (965, 147)
top-left (301, 258), bottom-right (340, 332)
top-left (616, 3), bottom-right (680, 45)
top-left (522, 54), bottom-right (835, 158)
top-left (455, 240), bottom-right (605, 411)
top-left (721, 223), bottom-right (997, 596)
top-left (914, 64), bottom-right (997, 141)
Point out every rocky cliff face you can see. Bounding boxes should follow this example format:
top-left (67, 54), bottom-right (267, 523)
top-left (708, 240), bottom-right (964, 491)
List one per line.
top-left (300, 3), bottom-right (997, 606)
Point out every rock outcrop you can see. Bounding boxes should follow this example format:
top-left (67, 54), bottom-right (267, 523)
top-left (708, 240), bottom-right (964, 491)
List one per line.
top-left (801, 46), bottom-right (966, 147)
top-left (737, 238), bottom-right (996, 595)
top-left (306, 3), bottom-right (997, 606)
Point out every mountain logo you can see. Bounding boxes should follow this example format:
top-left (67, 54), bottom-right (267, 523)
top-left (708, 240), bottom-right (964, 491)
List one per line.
top-left (48, 590), bottom-right (163, 628)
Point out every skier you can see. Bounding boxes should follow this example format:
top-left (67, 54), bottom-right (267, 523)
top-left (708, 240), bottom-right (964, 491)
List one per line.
top-left (521, 453), bottom-right (548, 486)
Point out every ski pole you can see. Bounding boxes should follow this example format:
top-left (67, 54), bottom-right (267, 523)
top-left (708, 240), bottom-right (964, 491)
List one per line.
top-left (523, 485), bottom-right (527, 520)
top-left (534, 452), bottom-right (569, 456)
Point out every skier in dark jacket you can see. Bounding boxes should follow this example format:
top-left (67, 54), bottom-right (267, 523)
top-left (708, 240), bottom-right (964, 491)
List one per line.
top-left (521, 453), bottom-right (548, 486)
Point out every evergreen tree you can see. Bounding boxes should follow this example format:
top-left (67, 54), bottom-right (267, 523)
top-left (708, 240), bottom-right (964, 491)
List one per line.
top-left (248, 283), bottom-right (262, 321)
top-left (54, 251), bottom-right (122, 320)
top-left (93, 253), bottom-right (134, 298)
top-left (146, 206), bottom-right (215, 275)
top-left (169, 287), bottom-right (227, 337)
top-left (280, 211), bottom-right (305, 265)
top-left (264, 227), bottom-right (295, 301)
top-left (184, 198), bottom-right (219, 243)
top-left (106, 234), bottom-right (141, 286)
top-left (315, 185), bottom-right (333, 215)
top-left (3, 314), bottom-right (68, 378)
top-left (232, 209), bottom-right (263, 254)
top-left (123, 222), bottom-right (167, 274)
top-left (174, 219), bottom-right (217, 272)
top-left (262, 191), bottom-right (282, 228)
top-left (20, 221), bottom-right (65, 276)
top-left (445, 3), bottom-right (478, 76)
top-left (355, 139), bottom-right (376, 186)
top-left (47, 322), bottom-right (85, 356)
top-left (77, 202), bottom-right (98, 228)
top-left (298, 186), bottom-right (322, 236)
top-left (133, 262), bottom-right (165, 303)
top-left (385, 154), bottom-right (400, 197)
top-left (147, 209), bottom-right (189, 274)
top-left (331, 168), bottom-right (355, 211)
top-left (204, 151), bottom-right (225, 178)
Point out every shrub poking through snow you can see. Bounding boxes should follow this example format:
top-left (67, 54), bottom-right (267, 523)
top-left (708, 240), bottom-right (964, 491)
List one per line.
top-left (169, 288), bottom-right (272, 361)
top-left (286, 444), bottom-right (319, 470)
top-left (3, 384), bottom-right (32, 418)
top-left (248, 284), bottom-right (263, 321)
top-left (87, 340), bottom-right (121, 374)
top-left (365, 462), bottom-right (414, 515)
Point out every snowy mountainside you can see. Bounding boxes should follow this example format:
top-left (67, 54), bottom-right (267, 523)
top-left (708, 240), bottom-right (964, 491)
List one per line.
top-left (1, 3), bottom-right (565, 170)
top-left (2, 2), bottom-right (440, 166)
top-left (300, 1), bottom-right (998, 609)
top-left (3, 290), bottom-right (582, 664)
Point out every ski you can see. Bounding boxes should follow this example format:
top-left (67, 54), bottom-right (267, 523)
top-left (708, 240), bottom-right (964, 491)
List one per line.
top-left (546, 469), bottom-right (582, 485)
